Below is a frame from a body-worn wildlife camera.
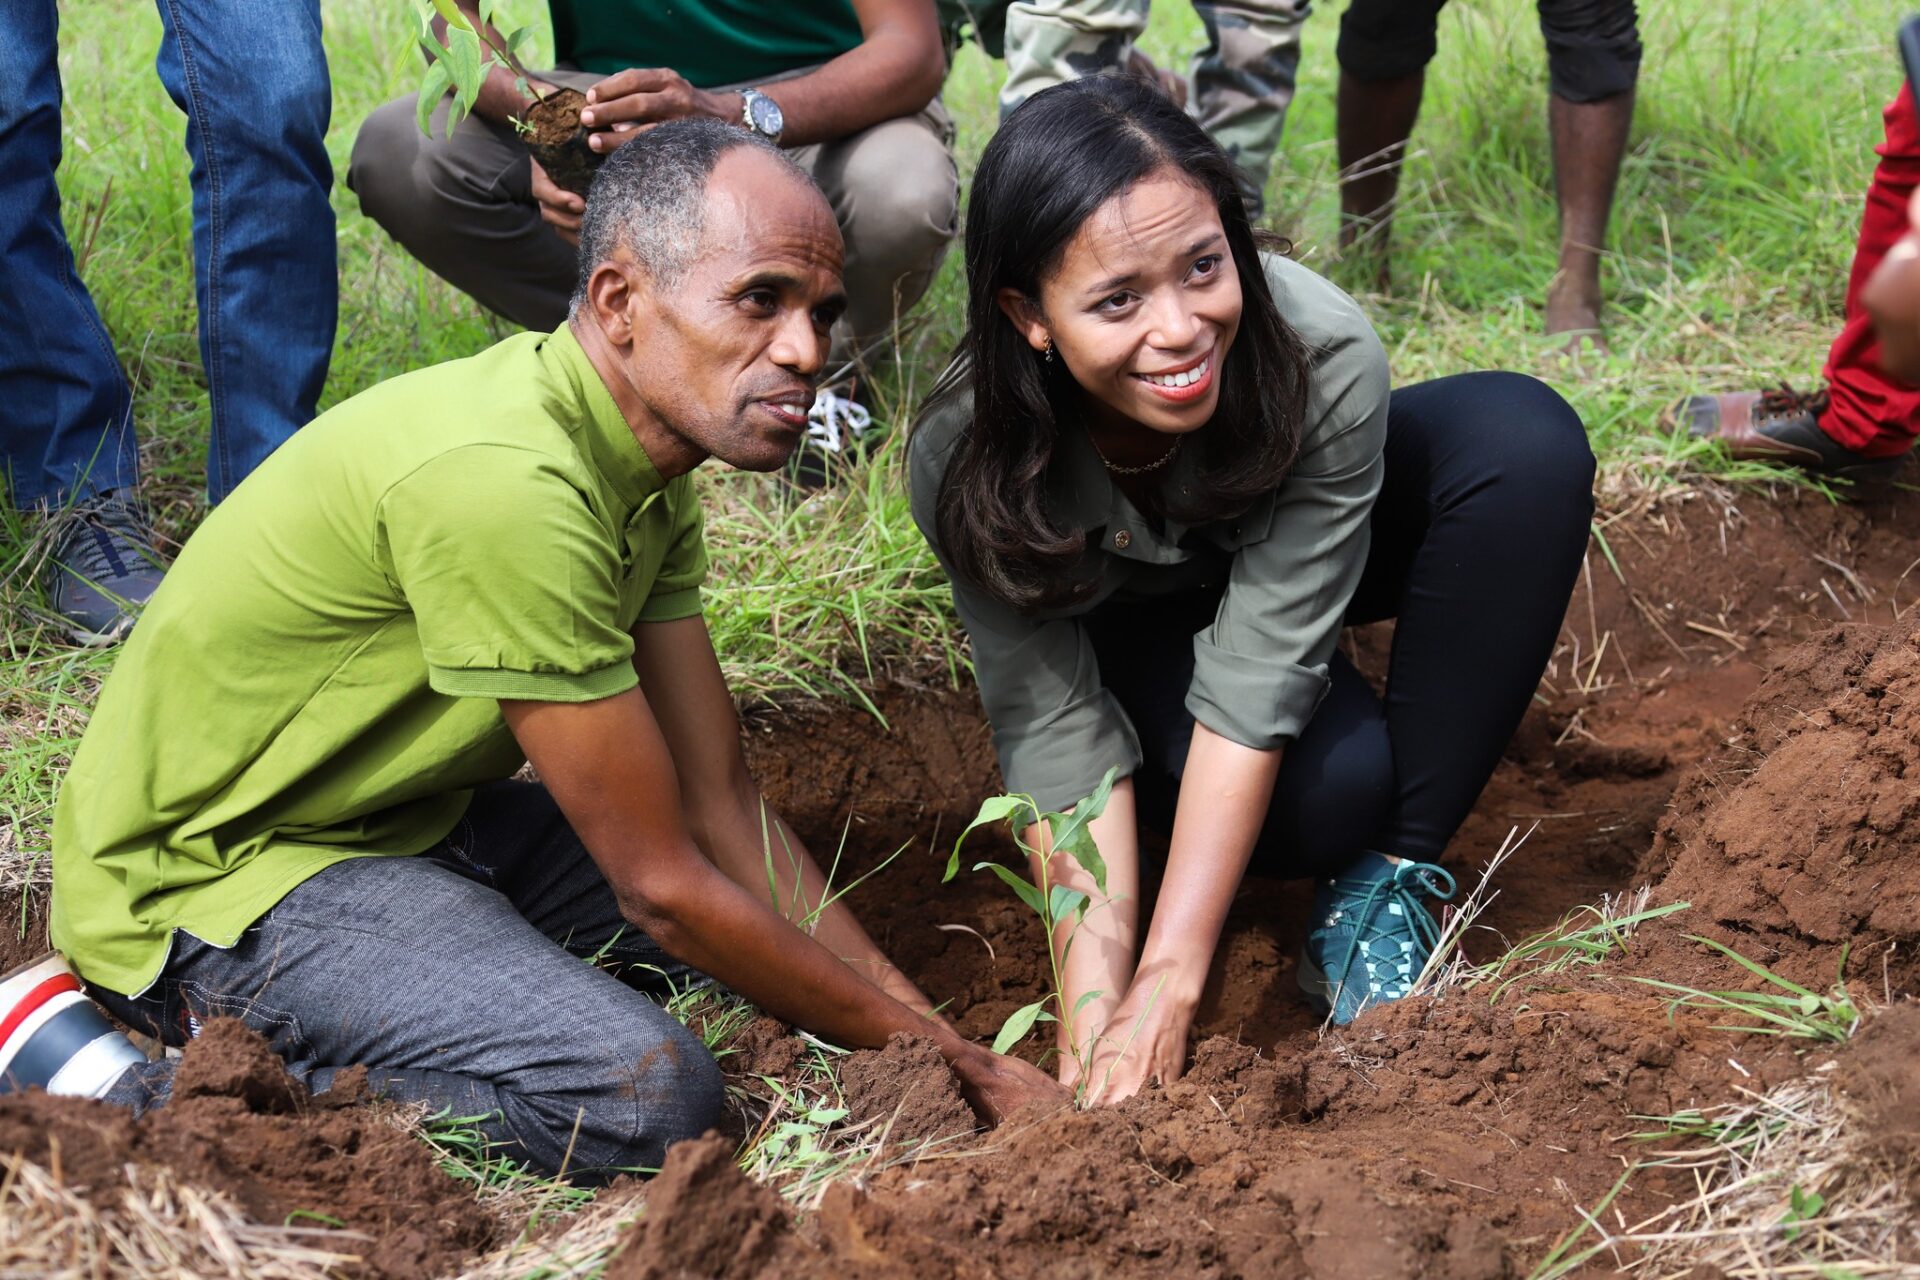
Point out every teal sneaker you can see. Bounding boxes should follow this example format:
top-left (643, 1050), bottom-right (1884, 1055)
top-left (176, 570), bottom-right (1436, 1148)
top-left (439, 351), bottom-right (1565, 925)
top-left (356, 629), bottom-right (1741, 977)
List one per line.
top-left (1297, 852), bottom-right (1457, 1025)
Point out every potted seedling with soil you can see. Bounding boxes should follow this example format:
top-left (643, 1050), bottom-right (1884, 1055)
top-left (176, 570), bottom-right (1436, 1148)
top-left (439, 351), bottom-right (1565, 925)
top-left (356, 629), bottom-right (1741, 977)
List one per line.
top-left (412, 0), bottom-right (601, 197)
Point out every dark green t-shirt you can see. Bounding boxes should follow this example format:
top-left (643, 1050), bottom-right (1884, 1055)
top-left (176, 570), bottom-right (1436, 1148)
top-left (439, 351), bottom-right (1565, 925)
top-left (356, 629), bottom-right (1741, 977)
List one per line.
top-left (550, 0), bottom-right (865, 86)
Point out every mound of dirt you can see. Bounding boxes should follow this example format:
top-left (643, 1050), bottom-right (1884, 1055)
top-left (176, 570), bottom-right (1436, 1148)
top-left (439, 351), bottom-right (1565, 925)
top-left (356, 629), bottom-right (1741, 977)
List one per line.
top-left (1644, 615), bottom-right (1920, 992)
top-left (606, 1133), bottom-right (812, 1280)
top-left (1835, 1004), bottom-right (1920, 1208)
top-left (837, 1033), bottom-right (976, 1147)
top-left (0, 1019), bottom-right (492, 1278)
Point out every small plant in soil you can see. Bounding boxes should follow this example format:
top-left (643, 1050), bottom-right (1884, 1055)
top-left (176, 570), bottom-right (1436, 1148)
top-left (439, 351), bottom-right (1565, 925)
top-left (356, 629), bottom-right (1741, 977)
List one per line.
top-left (411, 0), bottom-right (601, 197)
top-left (944, 767), bottom-right (1119, 1081)
top-left (1634, 936), bottom-right (1862, 1043)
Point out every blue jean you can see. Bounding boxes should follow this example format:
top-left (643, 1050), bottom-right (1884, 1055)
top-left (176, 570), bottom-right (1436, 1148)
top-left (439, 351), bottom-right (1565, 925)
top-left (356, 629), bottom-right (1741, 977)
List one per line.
top-left (0, 0), bottom-right (336, 508)
top-left (91, 781), bottom-right (724, 1183)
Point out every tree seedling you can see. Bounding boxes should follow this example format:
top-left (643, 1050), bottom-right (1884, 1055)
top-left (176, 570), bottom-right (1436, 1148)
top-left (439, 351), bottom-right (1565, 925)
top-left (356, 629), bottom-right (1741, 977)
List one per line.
top-left (411, 0), bottom-right (546, 138)
top-left (944, 767), bottom-right (1119, 1076)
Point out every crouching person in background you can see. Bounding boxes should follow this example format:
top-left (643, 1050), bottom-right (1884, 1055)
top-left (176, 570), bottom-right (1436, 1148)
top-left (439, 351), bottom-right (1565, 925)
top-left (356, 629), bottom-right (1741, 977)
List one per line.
top-left (1, 121), bottom-right (1058, 1179)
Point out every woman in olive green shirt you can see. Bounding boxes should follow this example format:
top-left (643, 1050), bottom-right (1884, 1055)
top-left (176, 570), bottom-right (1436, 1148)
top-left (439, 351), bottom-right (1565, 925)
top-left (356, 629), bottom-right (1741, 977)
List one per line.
top-left (910, 77), bottom-right (1594, 1101)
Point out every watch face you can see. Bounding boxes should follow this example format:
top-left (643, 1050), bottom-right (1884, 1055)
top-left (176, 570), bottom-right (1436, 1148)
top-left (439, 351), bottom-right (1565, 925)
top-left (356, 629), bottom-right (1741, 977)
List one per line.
top-left (749, 93), bottom-right (784, 137)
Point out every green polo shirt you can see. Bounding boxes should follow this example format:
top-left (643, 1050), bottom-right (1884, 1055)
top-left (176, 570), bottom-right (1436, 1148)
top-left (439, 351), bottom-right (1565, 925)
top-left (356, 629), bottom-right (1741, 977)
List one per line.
top-left (550, 0), bottom-right (865, 86)
top-left (909, 254), bottom-right (1390, 812)
top-left (51, 325), bottom-right (707, 997)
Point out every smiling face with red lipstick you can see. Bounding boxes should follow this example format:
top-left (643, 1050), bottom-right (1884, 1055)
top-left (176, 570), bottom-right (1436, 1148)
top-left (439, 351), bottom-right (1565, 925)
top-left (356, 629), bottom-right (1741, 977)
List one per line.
top-left (998, 171), bottom-right (1243, 463)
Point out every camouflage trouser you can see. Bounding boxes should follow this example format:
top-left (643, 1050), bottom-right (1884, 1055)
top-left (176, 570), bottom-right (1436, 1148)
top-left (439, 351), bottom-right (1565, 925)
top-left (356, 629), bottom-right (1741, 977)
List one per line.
top-left (997, 0), bottom-right (1311, 216)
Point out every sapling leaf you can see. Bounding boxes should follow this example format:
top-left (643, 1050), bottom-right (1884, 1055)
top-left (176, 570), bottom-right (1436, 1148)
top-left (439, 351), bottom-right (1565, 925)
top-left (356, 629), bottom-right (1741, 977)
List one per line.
top-left (975, 862), bottom-right (1045, 918)
top-left (1048, 884), bottom-right (1088, 927)
top-left (476, 0), bottom-right (499, 26)
top-left (946, 793), bottom-right (1036, 882)
top-left (1072, 989), bottom-right (1105, 1016)
top-left (431, 0), bottom-right (474, 32)
top-left (444, 24), bottom-right (484, 95)
top-left (507, 25), bottom-right (539, 60)
top-left (1043, 766), bottom-right (1118, 894)
top-left (992, 999), bottom-right (1052, 1054)
top-left (416, 61), bottom-right (453, 136)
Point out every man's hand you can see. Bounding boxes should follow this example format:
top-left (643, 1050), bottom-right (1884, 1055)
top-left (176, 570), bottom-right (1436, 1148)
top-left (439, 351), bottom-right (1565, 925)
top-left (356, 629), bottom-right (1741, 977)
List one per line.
top-left (1079, 967), bottom-right (1195, 1106)
top-left (579, 68), bottom-right (738, 153)
top-left (948, 1043), bottom-right (1069, 1124)
top-left (1865, 186), bottom-right (1920, 383)
top-left (529, 158), bottom-right (584, 245)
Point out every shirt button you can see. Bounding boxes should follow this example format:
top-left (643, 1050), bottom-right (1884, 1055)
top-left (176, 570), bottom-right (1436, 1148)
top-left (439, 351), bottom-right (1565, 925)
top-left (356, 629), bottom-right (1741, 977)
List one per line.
top-left (1113, 530), bottom-right (1132, 550)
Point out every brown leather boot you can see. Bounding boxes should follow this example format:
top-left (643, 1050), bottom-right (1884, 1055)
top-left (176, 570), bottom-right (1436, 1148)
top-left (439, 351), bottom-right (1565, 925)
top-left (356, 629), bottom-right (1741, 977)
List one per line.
top-left (1667, 384), bottom-right (1904, 485)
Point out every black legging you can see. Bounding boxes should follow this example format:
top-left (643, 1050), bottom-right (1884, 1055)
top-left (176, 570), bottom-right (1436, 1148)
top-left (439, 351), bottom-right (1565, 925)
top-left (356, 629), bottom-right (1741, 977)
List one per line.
top-left (1084, 372), bottom-right (1595, 879)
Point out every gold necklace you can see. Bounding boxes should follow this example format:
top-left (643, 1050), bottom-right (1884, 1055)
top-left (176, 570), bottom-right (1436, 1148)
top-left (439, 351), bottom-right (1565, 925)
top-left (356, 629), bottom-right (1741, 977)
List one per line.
top-left (1087, 430), bottom-right (1183, 476)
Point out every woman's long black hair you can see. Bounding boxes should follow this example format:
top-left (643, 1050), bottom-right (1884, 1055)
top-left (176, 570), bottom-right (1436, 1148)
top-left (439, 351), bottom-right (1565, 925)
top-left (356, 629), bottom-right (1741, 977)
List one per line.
top-left (929, 74), bottom-right (1313, 614)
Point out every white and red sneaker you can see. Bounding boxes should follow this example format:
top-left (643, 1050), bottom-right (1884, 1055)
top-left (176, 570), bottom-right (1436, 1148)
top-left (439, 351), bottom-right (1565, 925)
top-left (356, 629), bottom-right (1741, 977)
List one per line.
top-left (0, 954), bottom-right (145, 1099)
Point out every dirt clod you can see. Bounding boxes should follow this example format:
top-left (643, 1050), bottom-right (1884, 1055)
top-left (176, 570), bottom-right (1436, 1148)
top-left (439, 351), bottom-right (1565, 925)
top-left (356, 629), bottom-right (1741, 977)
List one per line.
top-left (605, 1133), bottom-right (802, 1280)
top-left (838, 1033), bottom-right (975, 1147)
top-left (0, 1019), bottom-right (493, 1278)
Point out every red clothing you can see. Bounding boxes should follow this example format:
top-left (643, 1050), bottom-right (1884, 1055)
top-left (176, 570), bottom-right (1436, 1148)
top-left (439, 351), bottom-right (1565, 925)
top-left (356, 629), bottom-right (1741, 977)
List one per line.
top-left (1820, 83), bottom-right (1920, 457)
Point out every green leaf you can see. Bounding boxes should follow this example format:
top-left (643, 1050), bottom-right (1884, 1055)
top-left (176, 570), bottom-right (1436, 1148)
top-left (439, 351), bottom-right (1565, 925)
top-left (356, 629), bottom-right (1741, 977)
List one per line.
top-left (949, 792), bottom-right (1037, 882)
top-left (975, 862), bottom-right (1045, 917)
top-left (431, 0), bottom-right (474, 32)
top-left (415, 60), bottom-right (453, 137)
top-left (444, 24), bottom-right (485, 95)
top-left (1048, 884), bottom-right (1088, 927)
top-left (475, 0), bottom-right (499, 26)
top-left (507, 24), bottom-right (539, 60)
top-left (1042, 766), bottom-right (1117, 894)
top-left (1071, 988), bottom-right (1105, 1016)
top-left (992, 999), bottom-right (1050, 1054)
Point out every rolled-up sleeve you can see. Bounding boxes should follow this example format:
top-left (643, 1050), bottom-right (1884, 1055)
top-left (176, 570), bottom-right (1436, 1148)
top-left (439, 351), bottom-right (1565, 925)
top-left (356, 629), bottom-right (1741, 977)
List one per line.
top-left (1185, 324), bottom-right (1390, 750)
top-left (909, 414), bottom-right (1140, 813)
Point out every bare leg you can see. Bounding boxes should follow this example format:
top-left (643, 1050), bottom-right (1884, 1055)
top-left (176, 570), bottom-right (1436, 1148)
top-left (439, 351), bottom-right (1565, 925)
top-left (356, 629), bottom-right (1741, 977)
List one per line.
top-left (1337, 68), bottom-right (1424, 288)
top-left (1545, 89), bottom-right (1633, 350)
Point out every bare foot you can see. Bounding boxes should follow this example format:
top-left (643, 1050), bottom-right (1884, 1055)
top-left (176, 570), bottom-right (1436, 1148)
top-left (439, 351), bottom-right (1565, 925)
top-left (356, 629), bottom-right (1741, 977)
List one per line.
top-left (1545, 268), bottom-right (1608, 364)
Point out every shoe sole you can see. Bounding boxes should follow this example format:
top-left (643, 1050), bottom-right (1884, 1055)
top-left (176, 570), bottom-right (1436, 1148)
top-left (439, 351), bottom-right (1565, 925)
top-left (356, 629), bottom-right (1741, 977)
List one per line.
top-left (1295, 951), bottom-right (1334, 1015)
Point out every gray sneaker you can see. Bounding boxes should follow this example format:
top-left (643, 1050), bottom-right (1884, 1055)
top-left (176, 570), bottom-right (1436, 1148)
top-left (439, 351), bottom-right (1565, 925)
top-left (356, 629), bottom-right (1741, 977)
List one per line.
top-left (45, 493), bottom-right (165, 645)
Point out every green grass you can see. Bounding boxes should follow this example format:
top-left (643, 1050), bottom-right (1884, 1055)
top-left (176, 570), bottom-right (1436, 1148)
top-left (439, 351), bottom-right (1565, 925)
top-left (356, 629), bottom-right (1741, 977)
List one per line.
top-left (0, 4), bottom-right (1905, 887)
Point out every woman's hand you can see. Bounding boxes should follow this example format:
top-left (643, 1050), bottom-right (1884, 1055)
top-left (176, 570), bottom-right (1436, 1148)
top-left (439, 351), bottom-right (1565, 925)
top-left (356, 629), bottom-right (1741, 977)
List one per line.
top-left (1078, 963), bottom-right (1198, 1105)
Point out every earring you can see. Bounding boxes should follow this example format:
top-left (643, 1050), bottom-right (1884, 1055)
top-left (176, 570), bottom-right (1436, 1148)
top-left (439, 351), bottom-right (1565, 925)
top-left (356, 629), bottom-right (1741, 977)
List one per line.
top-left (1044, 338), bottom-right (1055, 364)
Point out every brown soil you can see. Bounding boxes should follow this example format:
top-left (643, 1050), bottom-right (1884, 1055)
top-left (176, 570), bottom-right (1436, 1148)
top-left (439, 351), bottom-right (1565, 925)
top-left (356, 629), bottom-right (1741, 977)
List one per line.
top-left (837, 1032), bottom-right (976, 1148)
top-left (524, 87), bottom-right (601, 198)
top-left (0, 1018), bottom-right (493, 1278)
top-left (8, 473), bottom-right (1920, 1277)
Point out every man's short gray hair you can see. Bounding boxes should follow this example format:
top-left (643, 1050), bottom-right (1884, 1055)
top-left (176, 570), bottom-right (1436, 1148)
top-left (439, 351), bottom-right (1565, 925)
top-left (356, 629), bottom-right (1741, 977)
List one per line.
top-left (568, 119), bottom-right (806, 314)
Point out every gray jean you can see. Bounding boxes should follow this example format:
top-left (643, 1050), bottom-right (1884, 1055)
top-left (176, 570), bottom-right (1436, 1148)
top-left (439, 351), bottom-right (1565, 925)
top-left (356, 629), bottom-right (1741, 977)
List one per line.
top-left (92, 781), bottom-right (724, 1182)
top-left (347, 70), bottom-right (961, 367)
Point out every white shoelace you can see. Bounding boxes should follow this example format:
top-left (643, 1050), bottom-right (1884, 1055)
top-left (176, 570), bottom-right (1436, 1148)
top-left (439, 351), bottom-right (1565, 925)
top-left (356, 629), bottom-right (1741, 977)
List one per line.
top-left (805, 388), bottom-right (872, 455)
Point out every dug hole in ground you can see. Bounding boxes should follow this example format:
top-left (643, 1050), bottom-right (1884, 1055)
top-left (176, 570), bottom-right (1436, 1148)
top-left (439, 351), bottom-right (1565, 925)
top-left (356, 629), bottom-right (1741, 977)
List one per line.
top-left (4, 473), bottom-right (1920, 1278)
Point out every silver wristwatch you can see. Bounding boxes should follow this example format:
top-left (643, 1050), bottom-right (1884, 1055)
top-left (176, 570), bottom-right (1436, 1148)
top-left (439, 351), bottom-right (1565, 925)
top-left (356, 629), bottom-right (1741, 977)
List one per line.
top-left (740, 87), bottom-right (785, 144)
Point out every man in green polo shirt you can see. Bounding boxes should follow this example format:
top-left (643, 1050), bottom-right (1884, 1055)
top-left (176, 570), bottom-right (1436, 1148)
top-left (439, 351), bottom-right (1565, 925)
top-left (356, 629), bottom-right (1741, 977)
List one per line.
top-left (349, 0), bottom-right (957, 479)
top-left (6, 121), bottom-right (1056, 1175)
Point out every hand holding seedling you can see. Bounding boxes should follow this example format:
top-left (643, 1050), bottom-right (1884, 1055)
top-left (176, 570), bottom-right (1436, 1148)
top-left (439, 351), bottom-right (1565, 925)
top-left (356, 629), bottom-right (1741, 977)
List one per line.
top-left (579, 68), bottom-right (738, 154)
top-left (1079, 961), bottom-right (1189, 1106)
top-left (528, 158), bottom-right (583, 245)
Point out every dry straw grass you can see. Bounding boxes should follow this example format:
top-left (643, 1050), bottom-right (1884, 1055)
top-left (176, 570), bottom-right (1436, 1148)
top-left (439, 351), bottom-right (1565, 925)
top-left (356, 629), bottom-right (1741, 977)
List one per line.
top-left (1537, 1069), bottom-right (1920, 1278)
top-left (0, 1151), bottom-right (360, 1279)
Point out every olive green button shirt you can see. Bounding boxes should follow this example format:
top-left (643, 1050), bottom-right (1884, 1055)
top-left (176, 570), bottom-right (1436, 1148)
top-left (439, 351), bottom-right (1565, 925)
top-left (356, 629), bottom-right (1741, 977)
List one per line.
top-left (51, 325), bottom-right (707, 997)
top-left (909, 254), bottom-right (1389, 813)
